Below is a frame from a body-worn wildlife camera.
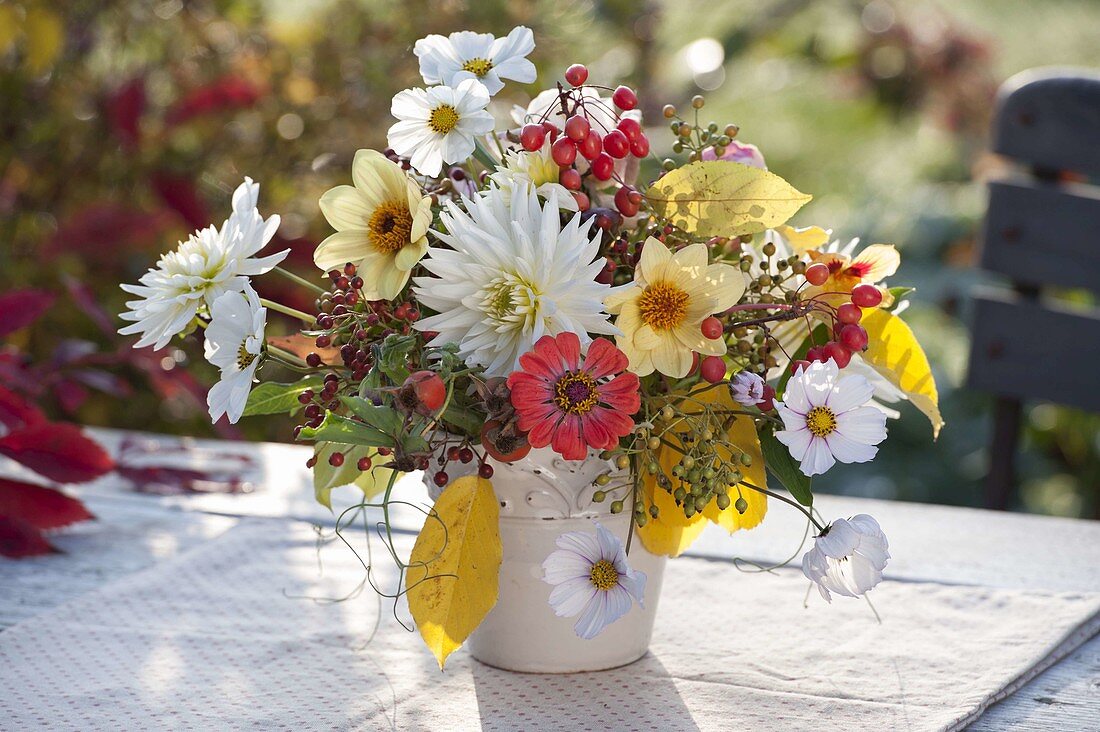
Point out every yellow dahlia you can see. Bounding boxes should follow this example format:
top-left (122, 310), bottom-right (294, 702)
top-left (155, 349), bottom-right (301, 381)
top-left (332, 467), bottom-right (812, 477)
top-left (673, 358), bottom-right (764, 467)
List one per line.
top-left (314, 149), bottom-right (433, 300)
top-left (605, 239), bottom-right (743, 377)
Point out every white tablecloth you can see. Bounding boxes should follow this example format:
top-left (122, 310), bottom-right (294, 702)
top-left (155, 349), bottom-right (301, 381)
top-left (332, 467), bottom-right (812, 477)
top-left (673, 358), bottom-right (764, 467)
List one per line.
top-left (1, 517), bottom-right (1096, 731)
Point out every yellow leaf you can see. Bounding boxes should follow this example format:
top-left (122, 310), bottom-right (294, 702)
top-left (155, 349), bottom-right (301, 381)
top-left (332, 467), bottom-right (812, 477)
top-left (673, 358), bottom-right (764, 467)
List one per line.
top-left (637, 386), bottom-right (767, 556)
top-left (861, 308), bottom-right (944, 438)
top-left (407, 476), bottom-right (501, 669)
top-left (23, 9), bottom-right (64, 74)
top-left (646, 161), bottom-right (811, 238)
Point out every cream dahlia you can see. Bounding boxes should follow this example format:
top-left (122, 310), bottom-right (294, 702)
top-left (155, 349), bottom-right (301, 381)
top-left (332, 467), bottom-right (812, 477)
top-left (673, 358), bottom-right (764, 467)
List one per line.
top-left (315, 149), bottom-right (433, 300)
top-left (604, 239), bottom-right (743, 377)
top-left (412, 183), bottom-right (618, 377)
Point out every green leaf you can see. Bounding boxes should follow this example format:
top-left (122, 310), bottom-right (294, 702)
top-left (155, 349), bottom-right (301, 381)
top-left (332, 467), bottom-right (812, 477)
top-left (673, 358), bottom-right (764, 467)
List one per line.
top-left (885, 286), bottom-right (916, 312)
top-left (645, 161), bottom-right (811, 238)
top-left (760, 429), bottom-right (813, 506)
top-left (312, 443), bottom-right (373, 509)
top-left (298, 412), bottom-right (394, 448)
top-left (243, 375), bottom-right (324, 417)
top-left (339, 396), bottom-right (403, 435)
top-left (441, 402), bottom-right (483, 438)
top-left (377, 334), bottom-right (417, 384)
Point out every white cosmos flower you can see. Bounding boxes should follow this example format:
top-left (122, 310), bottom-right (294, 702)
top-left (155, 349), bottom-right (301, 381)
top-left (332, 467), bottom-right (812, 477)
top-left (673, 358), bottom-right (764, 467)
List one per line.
top-left (414, 26), bottom-right (536, 96)
top-left (488, 138), bottom-right (578, 211)
top-left (387, 79), bottom-right (495, 178)
top-left (542, 522), bottom-right (646, 640)
top-left (412, 183), bottom-right (619, 377)
top-left (775, 359), bottom-right (887, 477)
top-left (119, 178), bottom-right (285, 350)
top-left (203, 284), bottom-right (266, 425)
top-left (802, 514), bottom-right (890, 602)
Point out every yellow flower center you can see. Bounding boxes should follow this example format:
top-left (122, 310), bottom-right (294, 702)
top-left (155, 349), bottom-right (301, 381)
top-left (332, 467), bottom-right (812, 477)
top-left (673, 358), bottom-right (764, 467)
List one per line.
top-left (367, 200), bottom-right (414, 254)
top-left (461, 58), bottom-right (493, 78)
top-left (554, 372), bottom-right (599, 416)
top-left (637, 281), bottom-right (689, 330)
top-left (806, 406), bottom-right (838, 438)
top-left (428, 104), bottom-right (460, 134)
top-left (237, 342), bottom-right (257, 370)
top-left (589, 559), bottom-right (619, 591)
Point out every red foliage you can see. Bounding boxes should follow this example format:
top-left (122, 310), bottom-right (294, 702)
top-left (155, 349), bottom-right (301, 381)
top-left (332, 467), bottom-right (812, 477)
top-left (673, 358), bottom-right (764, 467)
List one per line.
top-left (0, 422), bottom-right (115, 484)
top-left (151, 171), bottom-right (209, 230)
top-left (105, 77), bottom-right (146, 149)
top-left (0, 517), bottom-right (57, 558)
top-left (0, 479), bottom-right (95, 530)
top-left (164, 76), bottom-right (261, 126)
top-left (0, 386), bottom-right (46, 431)
top-left (46, 202), bottom-right (174, 261)
top-left (0, 289), bottom-right (56, 338)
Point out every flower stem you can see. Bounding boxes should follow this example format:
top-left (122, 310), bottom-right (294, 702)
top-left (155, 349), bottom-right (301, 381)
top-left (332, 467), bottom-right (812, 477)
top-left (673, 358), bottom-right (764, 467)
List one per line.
top-left (739, 479), bottom-right (825, 532)
top-left (472, 139), bottom-right (498, 170)
top-left (266, 344), bottom-right (309, 367)
top-left (272, 266), bottom-right (327, 295)
top-left (259, 298), bottom-right (315, 324)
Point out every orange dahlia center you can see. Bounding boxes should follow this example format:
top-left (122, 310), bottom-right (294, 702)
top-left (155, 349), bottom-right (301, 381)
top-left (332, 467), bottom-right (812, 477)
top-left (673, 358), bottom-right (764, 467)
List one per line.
top-left (554, 372), bottom-right (599, 415)
top-left (638, 281), bottom-right (689, 330)
top-left (367, 201), bottom-right (413, 254)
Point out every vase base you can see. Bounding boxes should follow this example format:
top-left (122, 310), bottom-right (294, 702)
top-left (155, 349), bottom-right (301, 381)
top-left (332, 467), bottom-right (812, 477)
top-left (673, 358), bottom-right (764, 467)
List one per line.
top-left (470, 647), bottom-right (651, 674)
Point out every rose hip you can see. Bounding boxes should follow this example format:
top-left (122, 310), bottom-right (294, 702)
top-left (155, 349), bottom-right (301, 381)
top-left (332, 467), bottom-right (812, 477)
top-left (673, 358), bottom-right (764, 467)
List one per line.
top-left (564, 64), bottom-right (588, 86)
top-left (612, 85), bottom-right (637, 110)
top-left (805, 262), bottom-right (830, 286)
top-left (565, 114), bottom-right (590, 142)
top-left (700, 356), bottom-right (726, 383)
top-left (603, 129), bottom-right (630, 158)
top-left (520, 123), bottom-right (546, 151)
top-left (839, 324), bottom-right (869, 352)
top-left (851, 284), bottom-right (883, 308)
top-left (551, 137), bottom-right (577, 166)
top-left (837, 302), bottom-right (862, 325)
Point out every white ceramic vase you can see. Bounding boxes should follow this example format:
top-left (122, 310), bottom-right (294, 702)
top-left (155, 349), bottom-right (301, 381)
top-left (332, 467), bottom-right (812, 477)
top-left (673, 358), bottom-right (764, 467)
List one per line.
top-left (426, 445), bottom-right (666, 673)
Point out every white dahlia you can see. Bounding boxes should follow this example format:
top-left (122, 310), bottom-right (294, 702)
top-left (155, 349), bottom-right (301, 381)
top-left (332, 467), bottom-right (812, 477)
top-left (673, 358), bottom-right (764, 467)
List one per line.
top-left (413, 184), bottom-right (618, 377)
top-left (118, 178), bottom-right (285, 350)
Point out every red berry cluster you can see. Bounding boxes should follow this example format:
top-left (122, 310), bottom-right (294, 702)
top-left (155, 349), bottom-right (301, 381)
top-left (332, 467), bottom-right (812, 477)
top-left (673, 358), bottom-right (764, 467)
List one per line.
top-left (305, 262), bottom-right (422, 381)
top-left (518, 64), bottom-right (649, 217)
top-left (790, 271), bottom-right (883, 373)
top-left (432, 442), bottom-right (495, 488)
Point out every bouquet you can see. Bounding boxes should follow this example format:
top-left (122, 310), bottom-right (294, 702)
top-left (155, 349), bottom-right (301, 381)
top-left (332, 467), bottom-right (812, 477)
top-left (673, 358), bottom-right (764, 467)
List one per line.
top-left (119, 26), bottom-right (941, 668)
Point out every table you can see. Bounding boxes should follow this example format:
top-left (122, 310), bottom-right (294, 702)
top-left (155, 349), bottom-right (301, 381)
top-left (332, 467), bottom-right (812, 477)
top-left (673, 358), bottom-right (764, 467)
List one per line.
top-left (2, 428), bottom-right (1098, 730)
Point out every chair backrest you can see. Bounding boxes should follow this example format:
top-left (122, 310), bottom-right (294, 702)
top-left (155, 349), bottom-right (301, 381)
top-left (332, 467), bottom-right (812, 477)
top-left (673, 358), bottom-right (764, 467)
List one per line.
top-left (966, 68), bottom-right (1100, 507)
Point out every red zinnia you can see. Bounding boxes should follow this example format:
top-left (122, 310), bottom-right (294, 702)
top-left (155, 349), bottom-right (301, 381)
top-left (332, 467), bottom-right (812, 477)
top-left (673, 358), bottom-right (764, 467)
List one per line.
top-left (507, 332), bottom-right (641, 461)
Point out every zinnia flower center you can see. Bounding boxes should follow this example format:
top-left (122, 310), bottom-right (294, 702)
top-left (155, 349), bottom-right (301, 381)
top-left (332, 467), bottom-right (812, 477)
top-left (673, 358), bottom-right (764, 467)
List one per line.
top-left (461, 58), bottom-right (493, 77)
top-left (428, 104), bottom-right (460, 134)
top-left (236, 342), bottom-right (256, 370)
top-left (637, 281), bottom-right (690, 330)
top-left (806, 405), bottom-right (838, 437)
top-left (368, 201), bottom-right (414, 254)
top-left (554, 372), bottom-right (598, 415)
top-left (589, 559), bottom-right (619, 591)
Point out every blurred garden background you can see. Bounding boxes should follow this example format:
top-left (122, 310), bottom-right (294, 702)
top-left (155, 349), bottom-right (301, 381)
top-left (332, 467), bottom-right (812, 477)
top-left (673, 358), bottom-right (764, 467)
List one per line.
top-left (2, 0), bottom-right (1098, 517)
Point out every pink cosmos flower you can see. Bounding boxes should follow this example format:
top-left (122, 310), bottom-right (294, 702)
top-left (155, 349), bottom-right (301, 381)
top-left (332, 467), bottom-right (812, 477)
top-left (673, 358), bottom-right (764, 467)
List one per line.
top-left (507, 332), bottom-right (640, 461)
top-left (701, 140), bottom-right (767, 170)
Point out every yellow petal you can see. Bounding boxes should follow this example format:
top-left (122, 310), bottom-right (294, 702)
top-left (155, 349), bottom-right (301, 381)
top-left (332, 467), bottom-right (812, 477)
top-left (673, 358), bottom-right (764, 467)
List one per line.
top-left (703, 262), bottom-right (745, 313)
top-left (861, 308), bottom-right (943, 438)
top-left (314, 230), bottom-right (371, 272)
top-left (351, 149), bottom-right (400, 207)
top-left (669, 241), bottom-right (708, 275)
top-left (319, 185), bottom-right (372, 231)
top-left (849, 244), bottom-right (900, 283)
top-left (651, 333), bottom-right (692, 377)
top-left (394, 238), bottom-right (428, 272)
top-left (638, 236), bottom-right (671, 281)
top-left (634, 323), bottom-right (661, 350)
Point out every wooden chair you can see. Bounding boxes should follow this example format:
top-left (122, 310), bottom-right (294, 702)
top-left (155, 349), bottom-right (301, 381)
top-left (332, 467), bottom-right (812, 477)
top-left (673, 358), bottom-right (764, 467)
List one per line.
top-left (967, 68), bottom-right (1100, 510)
